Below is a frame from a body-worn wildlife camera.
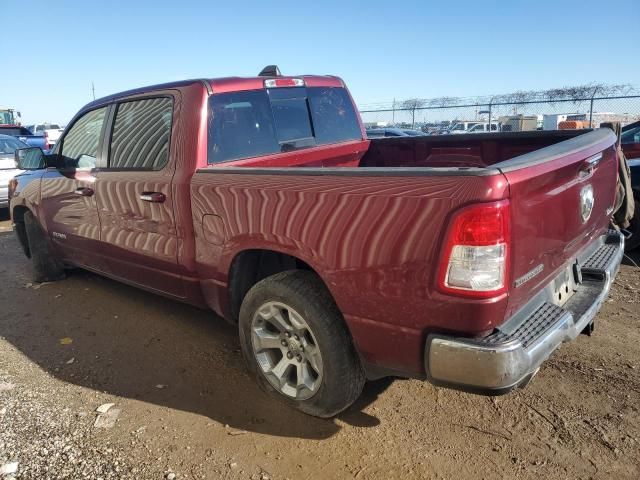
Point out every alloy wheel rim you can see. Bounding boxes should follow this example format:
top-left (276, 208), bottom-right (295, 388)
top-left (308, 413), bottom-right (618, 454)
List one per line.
top-left (250, 301), bottom-right (323, 400)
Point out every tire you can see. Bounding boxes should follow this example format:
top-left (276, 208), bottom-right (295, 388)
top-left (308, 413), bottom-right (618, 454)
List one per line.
top-left (23, 211), bottom-right (65, 283)
top-left (625, 200), bottom-right (640, 252)
top-left (238, 270), bottom-right (365, 418)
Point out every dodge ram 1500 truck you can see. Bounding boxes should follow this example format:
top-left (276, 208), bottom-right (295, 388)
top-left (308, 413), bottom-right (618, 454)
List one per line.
top-left (9, 68), bottom-right (624, 417)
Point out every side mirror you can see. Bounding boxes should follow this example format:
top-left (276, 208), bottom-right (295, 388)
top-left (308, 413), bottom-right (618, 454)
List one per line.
top-left (15, 147), bottom-right (46, 170)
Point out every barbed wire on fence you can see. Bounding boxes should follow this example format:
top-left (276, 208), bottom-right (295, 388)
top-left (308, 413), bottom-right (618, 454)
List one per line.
top-left (358, 84), bottom-right (640, 130)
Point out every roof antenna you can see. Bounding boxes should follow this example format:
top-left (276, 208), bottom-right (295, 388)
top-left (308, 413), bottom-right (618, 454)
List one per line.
top-left (259, 65), bottom-right (281, 77)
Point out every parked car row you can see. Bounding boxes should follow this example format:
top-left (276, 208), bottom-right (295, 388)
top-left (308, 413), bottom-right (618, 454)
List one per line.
top-left (0, 134), bottom-right (27, 208)
top-left (365, 127), bottom-right (427, 138)
top-left (6, 67), bottom-right (631, 419)
top-left (404, 116), bottom-right (539, 135)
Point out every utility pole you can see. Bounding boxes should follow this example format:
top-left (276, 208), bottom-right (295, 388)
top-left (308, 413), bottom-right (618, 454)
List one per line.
top-left (91, 82), bottom-right (96, 100)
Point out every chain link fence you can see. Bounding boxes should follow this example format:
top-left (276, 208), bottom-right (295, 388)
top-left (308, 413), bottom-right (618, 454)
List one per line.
top-left (359, 86), bottom-right (640, 134)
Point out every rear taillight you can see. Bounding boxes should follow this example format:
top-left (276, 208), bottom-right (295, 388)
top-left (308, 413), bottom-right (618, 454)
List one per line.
top-left (438, 200), bottom-right (510, 298)
top-left (43, 131), bottom-right (50, 150)
top-left (264, 78), bottom-right (305, 88)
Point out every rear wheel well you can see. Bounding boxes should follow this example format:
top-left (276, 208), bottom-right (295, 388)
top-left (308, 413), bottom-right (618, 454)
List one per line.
top-left (11, 206), bottom-right (31, 258)
top-left (228, 249), bottom-right (319, 323)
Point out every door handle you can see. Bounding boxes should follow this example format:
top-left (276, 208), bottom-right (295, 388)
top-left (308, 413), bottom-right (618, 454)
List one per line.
top-left (140, 192), bottom-right (166, 203)
top-left (74, 187), bottom-right (94, 197)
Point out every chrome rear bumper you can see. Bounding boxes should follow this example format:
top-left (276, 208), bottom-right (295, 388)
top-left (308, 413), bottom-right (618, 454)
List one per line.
top-left (425, 231), bottom-right (624, 394)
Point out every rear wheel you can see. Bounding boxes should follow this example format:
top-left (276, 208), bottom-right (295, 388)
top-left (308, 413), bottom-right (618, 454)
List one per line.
top-left (23, 211), bottom-right (65, 283)
top-left (238, 270), bottom-right (365, 418)
top-left (625, 199), bottom-right (640, 252)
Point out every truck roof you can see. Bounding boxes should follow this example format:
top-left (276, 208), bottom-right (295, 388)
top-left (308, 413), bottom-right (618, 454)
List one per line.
top-left (85, 75), bottom-right (345, 110)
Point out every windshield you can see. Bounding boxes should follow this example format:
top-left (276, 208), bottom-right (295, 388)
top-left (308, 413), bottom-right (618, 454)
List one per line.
top-left (36, 124), bottom-right (61, 131)
top-left (0, 136), bottom-right (27, 155)
top-left (0, 111), bottom-right (14, 125)
top-left (366, 130), bottom-right (385, 138)
top-left (0, 127), bottom-right (32, 136)
top-left (621, 124), bottom-right (640, 144)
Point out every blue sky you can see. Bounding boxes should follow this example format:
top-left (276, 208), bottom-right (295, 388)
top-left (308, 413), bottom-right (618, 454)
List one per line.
top-left (3, 0), bottom-right (638, 124)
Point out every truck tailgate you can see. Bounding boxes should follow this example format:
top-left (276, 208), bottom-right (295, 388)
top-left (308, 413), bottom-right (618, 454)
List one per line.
top-left (46, 128), bottom-right (64, 143)
top-left (497, 129), bottom-right (618, 317)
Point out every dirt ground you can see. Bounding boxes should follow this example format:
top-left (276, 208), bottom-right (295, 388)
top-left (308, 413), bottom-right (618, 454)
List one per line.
top-left (0, 209), bottom-right (639, 480)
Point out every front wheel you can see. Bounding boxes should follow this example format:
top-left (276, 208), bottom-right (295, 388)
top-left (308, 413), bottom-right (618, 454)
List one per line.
top-left (238, 270), bottom-right (365, 418)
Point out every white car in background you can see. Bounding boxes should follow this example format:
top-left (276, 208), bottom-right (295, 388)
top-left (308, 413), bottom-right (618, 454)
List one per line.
top-left (448, 121), bottom-right (482, 134)
top-left (0, 134), bottom-right (27, 209)
top-left (25, 123), bottom-right (64, 148)
top-left (466, 122), bottom-right (500, 133)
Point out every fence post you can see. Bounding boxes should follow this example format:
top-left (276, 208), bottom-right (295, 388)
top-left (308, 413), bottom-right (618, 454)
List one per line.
top-left (392, 98), bottom-right (396, 125)
top-left (488, 98), bottom-right (493, 129)
top-left (589, 87), bottom-right (599, 128)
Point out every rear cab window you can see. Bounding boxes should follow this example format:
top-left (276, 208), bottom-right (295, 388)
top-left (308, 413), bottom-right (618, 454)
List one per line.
top-left (207, 86), bottom-right (362, 164)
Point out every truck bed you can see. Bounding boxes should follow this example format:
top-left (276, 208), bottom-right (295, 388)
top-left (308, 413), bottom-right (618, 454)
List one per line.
top-left (360, 129), bottom-right (591, 169)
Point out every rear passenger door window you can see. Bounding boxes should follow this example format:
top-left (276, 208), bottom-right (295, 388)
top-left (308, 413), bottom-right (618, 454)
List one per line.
top-left (109, 97), bottom-right (173, 169)
top-left (59, 107), bottom-right (107, 169)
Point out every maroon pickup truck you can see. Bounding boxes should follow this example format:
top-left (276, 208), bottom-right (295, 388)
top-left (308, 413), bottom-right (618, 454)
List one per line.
top-left (9, 68), bottom-right (624, 417)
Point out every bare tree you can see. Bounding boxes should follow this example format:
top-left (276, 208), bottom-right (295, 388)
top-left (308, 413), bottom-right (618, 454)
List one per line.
top-left (358, 83), bottom-right (638, 126)
top-left (361, 84), bottom-right (635, 112)
top-left (401, 98), bottom-right (427, 128)
top-left (428, 96), bottom-right (458, 108)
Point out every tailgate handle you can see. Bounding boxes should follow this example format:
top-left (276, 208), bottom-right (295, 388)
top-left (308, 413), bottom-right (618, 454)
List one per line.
top-left (579, 153), bottom-right (602, 178)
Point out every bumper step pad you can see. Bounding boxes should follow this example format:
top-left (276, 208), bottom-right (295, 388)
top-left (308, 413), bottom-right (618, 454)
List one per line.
top-left (481, 303), bottom-right (566, 349)
top-left (582, 242), bottom-right (620, 272)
